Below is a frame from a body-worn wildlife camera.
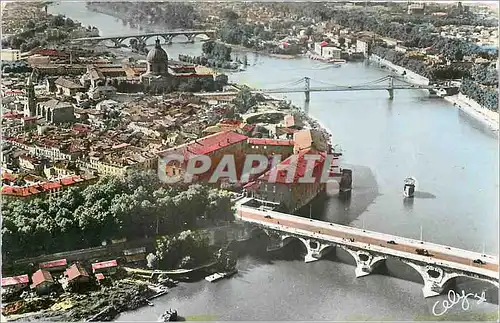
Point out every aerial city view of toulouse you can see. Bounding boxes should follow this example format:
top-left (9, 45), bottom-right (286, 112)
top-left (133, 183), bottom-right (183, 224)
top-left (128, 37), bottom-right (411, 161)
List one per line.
top-left (0, 0), bottom-right (498, 321)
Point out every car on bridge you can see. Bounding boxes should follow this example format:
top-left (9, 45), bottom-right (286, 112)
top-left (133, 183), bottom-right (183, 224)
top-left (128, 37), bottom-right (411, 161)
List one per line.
top-left (415, 248), bottom-right (433, 256)
top-left (473, 259), bottom-right (486, 265)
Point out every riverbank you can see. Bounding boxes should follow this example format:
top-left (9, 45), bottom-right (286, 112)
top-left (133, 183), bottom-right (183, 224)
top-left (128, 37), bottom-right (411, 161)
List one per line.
top-left (444, 93), bottom-right (499, 135)
top-left (369, 54), bottom-right (499, 135)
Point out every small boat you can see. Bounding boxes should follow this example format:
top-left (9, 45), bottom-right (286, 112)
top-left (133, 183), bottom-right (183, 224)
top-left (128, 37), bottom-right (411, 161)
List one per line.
top-left (205, 268), bottom-right (238, 282)
top-left (158, 309), bottom-right (178, 322)
top-left (403, 177), bottom-right (417, 198)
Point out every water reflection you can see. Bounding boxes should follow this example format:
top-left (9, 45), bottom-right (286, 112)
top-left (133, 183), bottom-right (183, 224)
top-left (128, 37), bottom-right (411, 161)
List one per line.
top-left (403, 197), bottom-right (414, 210)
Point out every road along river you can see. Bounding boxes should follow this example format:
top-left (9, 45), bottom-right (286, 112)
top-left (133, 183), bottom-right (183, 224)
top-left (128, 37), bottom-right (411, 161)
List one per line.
top-left (49, 2), bottom-right (499, 321)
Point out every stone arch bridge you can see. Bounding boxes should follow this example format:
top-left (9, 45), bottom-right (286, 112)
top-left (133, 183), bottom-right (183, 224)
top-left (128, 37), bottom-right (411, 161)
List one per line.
top-left (71, 30), bottom-right (216, 47)
top-left (235, 199), bottom-right (499, 299)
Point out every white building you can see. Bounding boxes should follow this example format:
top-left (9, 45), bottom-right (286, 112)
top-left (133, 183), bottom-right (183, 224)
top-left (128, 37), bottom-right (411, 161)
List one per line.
top-left (321, 45), bottom-right (342, 59)
top-left (1, 49), bottom-right (21, 61)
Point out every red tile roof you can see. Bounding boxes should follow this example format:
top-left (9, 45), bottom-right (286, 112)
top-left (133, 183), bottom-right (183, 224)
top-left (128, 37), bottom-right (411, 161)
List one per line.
top-left (91, 260), bottom-right (118, 272)
top-left (39, 259), bottom-right (67, 269)
top-left (2, 172), bottom-right (17, 182)
top-left (3, 112), bottom-right (24, 119)
top-left (247, 138), bottom-right (294, 146)
top-left (31, 270), bottom-right (53, 288)
top-left (2, 274), bottom-right (29, 287)
top-left (32, 48), bottom-right (68, 57)
top-left (219, 119), bottom-right (241, 126)
top-left (95, 273), bottom-right (105, 280)
top-left (164, 131), bottom-right (248, 159)
top-left (2, 175), bottom-right (90, 198)
top-left (319, 41), bottom-right (329, 47)
top-left (257, 149), bottom-right (327, 184)
top-left (65, 263), bottom-right (89, 282)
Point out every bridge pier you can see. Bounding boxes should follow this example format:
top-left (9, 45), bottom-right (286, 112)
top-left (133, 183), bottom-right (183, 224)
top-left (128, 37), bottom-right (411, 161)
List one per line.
top-left (403, 261), bottom-right (463, 298)
top-left (340, 246), bottom-right (387, 277)
top-left (162, 35), bottom-right (173, 45)
top-left (304, 91), bottom-right (310, 103)
top-left (387, 89), bottom-right (394, 100)
top-left (186, 34), bottom-right (195, 43)
top-left (302, 239), bottom-right (332, 263)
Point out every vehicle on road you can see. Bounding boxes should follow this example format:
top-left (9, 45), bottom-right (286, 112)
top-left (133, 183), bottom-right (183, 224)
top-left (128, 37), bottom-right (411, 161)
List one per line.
top-left (264, 215), bottom-right (272, 219)
top-left (416, 248), bottom-right (432, 256)
top-left (473, 259), bottom-right (486, 265)
top-left (387, 240), bottom-right (397, 245)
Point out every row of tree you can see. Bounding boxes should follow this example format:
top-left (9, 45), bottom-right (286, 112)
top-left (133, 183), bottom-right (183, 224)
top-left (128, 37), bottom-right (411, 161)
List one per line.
top-left (178, 54), bottom-right (238, 70)
top-left (87, 2), bottom-right (198, 30)
top-left (459, 80), bottom-right (498, 111)
top-left (3, 15), bottom-right (85, 53)
top-left (2, 172), bottom-right (235, 261)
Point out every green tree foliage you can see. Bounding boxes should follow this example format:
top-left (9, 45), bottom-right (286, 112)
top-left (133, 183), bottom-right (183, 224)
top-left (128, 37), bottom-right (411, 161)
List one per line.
top-left (155, 230), bottom-right (211, 269)
top-left (2, 172), bottom-right (235, 261)
top-left (214, 74), bottom-right (229, 91)
top-left (233, 86), bottom-right (262, 113)
top-left (93, 2), bottom-right (198, 29)
top-left (460, 79), bottom-right (498, 111)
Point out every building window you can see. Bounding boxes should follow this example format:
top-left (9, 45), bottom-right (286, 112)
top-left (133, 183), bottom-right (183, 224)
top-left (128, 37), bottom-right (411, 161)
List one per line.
top-left (273, 186), bottom-right (276, 193)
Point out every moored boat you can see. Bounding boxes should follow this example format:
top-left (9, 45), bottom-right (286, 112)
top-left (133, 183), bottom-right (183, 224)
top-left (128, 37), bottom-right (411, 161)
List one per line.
top-left (204, 268), bottom-right (238, 283)
top-left (158, 309), bottom-right (178, 322)
top-left (403, 177), bottom-right (417, 198)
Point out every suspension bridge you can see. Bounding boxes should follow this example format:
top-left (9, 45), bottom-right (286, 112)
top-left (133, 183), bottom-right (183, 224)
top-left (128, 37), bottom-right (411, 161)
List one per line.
top-left (200, 75), bottom-right (453, 102)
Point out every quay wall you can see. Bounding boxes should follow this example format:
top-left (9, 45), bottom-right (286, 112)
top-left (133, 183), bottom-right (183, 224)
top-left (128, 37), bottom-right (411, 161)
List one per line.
top-left (444, 93), bottom-right (499, 135)
top-left (369, 54), bottom-right (430, 86)
top-left (7, 224), bottom-right (246, 269)
top-left (370, 54), bottom-right (499, 135)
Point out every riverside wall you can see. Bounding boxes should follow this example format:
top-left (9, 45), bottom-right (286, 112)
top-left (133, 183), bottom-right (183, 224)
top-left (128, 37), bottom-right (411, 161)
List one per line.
top-left (369, 54), bottom-right (430, 86)
top-left (369, 54), bottom-right (499, 135)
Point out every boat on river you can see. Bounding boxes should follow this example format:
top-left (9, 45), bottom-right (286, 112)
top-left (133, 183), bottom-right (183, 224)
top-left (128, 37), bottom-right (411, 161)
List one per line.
top-left (403, 177), bottom-right (417, 198)
top-left (158, 309), bottom-right (178, 322)
top-left (205, 268), bottom-right (238, 282)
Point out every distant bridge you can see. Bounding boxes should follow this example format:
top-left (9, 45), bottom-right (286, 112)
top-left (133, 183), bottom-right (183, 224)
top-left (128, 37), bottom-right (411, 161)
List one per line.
top-left (71, 29), bottom-right (216, 46)
top-left (196, 75), bottom-right (454, 102)
top-left (235, 198), bottom-right (499, 298)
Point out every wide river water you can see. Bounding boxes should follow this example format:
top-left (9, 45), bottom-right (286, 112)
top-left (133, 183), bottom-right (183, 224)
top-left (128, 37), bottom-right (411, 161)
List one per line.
top-left (49, 2), bottom-right (499, 321)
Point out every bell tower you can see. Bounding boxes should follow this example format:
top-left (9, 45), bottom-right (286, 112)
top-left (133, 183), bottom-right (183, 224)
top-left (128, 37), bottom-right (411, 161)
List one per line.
top-left (24, 72), bottom-right (37, 117)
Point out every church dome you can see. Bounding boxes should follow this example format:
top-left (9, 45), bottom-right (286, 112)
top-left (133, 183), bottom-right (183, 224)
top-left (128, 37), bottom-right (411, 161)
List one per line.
top-left (146, 38), bottom-right (169, 63)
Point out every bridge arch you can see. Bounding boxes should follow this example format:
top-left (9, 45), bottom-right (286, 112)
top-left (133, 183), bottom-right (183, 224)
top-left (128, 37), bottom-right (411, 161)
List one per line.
top-left (319, 245), bottom-right (336, 258)
top-left (440, 275), bottom-right (499, 303)
top-left (384, 258), bottom-right (425, 284)
top-left (281, 235), bottom-right (308, 254)
top-left (249, 227), bottom-right (269, 239)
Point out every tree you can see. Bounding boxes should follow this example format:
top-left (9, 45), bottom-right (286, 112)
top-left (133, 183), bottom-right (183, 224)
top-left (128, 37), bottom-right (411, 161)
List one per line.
top-left (215, 74), bottom-right (229, 91)
top-left (26, 21), bottom-right (35, 29)
top-left (9, 36), bottom-right (24, 49)
top-left (338, 37), bottom-right (346, 48)
top-left (202, 40), bottom-right (215, 56)
top-left (233, 86), bottom-right (258, 113)
top-left (50, 15), bottom-right (66, 27)
top-left (222, 9), bottom-right (239, 22)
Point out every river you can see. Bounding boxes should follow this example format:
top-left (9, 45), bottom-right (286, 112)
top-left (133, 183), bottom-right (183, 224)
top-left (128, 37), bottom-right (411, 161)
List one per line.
top-left (49, 2), bottom-right (499, 321)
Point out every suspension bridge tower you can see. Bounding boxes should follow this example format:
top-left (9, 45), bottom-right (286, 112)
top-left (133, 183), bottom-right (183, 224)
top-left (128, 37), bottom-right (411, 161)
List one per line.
top-left (387, 76), bottom-right (394, 100)
top-left (304, 77), bottom-right (310, 103)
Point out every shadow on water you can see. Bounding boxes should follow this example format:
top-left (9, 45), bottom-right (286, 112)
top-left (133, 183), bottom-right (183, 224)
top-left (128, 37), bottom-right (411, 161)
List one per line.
top-left (297, 164), bottom-right (379, 225)
top-left (403, 197), bottom-right (414, 210)
top-left (413, 191), bottom-right (436, 199)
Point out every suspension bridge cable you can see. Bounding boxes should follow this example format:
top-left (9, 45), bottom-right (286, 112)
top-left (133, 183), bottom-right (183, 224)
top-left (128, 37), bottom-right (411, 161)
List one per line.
top-left (260, 78), bottom-right (304, 89)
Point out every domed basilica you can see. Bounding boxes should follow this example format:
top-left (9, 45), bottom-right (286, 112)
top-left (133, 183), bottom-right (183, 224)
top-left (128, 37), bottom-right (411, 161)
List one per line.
top-left (140, 38), bottom-right (173, 92)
